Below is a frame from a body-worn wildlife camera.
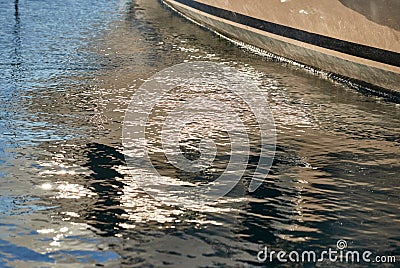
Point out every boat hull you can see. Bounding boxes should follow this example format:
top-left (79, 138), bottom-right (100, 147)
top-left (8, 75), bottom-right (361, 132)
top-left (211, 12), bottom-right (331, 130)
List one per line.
top-left (163, 0), bottom-right (400, 96)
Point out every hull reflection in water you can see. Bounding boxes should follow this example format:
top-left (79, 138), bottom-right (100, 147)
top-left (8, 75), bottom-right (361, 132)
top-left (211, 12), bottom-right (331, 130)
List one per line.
top-left (163, 0), bottom-right (400, 96)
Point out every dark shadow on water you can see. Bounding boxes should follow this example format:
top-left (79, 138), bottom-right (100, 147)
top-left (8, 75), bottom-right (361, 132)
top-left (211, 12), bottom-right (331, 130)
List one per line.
top-left (82, 143), bottom-right (127, 236)
top-left (12, 0), bottom-right (22, 77)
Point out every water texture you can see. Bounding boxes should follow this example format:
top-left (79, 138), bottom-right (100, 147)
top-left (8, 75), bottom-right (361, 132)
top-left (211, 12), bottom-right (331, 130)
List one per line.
top-left (0, 0), bottom-right (399, 267)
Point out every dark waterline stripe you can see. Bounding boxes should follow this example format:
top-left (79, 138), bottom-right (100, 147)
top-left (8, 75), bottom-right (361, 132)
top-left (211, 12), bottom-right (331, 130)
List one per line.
top-left (172, 0), bottom-right (400, 67)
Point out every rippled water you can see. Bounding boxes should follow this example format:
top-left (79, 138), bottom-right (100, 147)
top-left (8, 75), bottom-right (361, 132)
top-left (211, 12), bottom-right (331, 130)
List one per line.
top-left (0, 0), bottom-right (399, 267)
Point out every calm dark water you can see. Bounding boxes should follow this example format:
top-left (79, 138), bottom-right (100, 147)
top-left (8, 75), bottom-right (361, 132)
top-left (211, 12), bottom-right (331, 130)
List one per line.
top-left (0, 0), bottom-right (399, 267)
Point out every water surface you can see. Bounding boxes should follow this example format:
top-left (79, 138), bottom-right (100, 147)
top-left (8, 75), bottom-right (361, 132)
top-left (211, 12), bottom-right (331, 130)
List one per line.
top-left (0, 0), bottom-right (399, 267)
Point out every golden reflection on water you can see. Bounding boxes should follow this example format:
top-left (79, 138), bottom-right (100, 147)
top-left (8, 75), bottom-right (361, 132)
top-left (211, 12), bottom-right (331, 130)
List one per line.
top-left (39, 0), bottom-right (399, 249)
